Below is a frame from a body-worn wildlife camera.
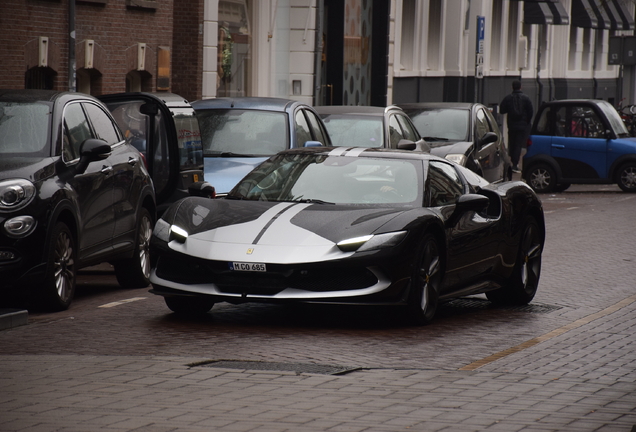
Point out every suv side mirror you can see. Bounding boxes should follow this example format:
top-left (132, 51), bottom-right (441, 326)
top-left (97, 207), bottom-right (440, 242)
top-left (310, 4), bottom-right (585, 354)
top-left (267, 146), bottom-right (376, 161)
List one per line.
top-left (480, 132), bottom-right (498, 146)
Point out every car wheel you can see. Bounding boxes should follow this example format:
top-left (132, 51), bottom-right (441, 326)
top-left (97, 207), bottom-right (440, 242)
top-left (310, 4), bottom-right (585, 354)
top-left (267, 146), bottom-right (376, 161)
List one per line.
top-left (554, 183), bottom-right (571, 192)
top-left (36, 222), bottom-right (77, 311)
top-left (525, 163), bottom-right (557, 193)
top-left (114, 207), bottom-right (154, 288)
top-left (487, 217), bottom-right (542, 305)
top-left (407, 234), bottom-right (442, 325)
top-left (165, 296), bottom-right (215, 316)
top-left (616, 162), bottom-right (636, 192)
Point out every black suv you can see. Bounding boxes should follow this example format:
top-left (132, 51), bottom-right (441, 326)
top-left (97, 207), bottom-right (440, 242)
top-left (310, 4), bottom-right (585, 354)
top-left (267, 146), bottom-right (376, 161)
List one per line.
top-left (0, 90), bottom-right (157, 310)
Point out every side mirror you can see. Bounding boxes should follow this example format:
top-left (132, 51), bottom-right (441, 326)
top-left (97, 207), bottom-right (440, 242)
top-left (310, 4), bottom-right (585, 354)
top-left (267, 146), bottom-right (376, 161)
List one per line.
top-left (445, 193), bottom-right (490, 227)
top-left (140, 102), bottom-right (159, 116)
top-left (304, 141), bottom-right (323, 148)
top-left (70, 138), bottom-right (111, 176)
top-left (189, 181), bottom-right (216, 198)
top-left (397, 139), bottom-right (416, 150)
top-left (480, 132), bottom-right (498, 146)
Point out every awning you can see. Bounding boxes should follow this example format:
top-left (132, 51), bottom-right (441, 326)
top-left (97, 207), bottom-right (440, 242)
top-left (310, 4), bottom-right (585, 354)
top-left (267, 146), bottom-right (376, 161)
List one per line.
top-left (571, 0), bottom-right (603, 28)
top-left (601, 0), bottom-right (635, 30)
top-left (522, 0), bottom-right (570, 26)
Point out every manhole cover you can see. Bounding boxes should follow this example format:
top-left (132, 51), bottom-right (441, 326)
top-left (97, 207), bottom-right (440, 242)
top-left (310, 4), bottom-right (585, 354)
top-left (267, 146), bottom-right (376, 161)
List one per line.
top-left (190, 360), bottom-right (360, 375)
top-left (446, 298), bottom-right (561, 314)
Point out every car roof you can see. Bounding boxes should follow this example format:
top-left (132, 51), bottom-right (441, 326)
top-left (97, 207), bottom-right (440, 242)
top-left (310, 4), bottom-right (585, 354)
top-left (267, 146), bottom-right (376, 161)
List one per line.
top-left (0, 89), bottom-right (96, 104)
top-left (539, 99), bottom-right (609, 106)
top-left (313, 105), bottom-right (405, 116)
top-left (398, 102), bottom-right (476, 111)
top-left (277, 146), bottom-right (445, 162)
top-left (191, 97), bottom-right (304, 112)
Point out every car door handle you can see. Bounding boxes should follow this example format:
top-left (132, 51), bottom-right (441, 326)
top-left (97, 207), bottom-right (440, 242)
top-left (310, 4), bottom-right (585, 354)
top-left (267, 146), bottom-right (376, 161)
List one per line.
top-left (100, 165), bottom-right (113, 175)
top-left (551, 144), bottom-right (565, 149)
top-left (128, 157), bottom-right (138, 166)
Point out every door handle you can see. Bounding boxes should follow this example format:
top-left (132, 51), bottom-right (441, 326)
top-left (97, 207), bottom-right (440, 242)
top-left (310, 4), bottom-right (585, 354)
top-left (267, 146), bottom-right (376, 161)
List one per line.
top-left (551, 144), bottom-right (565, 149)
top-left (128, 157), bottom-right (138, 166)
top-left (100, 165), bottom-right (113, 175)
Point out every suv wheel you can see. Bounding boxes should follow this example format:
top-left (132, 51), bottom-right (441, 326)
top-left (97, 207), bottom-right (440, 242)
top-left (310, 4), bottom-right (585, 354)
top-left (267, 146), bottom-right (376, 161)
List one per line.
top-left (114, 207), bottom-right (154, 288)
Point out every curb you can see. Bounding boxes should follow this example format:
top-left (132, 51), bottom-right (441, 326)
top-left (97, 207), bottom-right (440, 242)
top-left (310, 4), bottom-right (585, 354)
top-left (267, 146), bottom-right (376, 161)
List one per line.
top-left (0, 309), bottom-right (28, 331)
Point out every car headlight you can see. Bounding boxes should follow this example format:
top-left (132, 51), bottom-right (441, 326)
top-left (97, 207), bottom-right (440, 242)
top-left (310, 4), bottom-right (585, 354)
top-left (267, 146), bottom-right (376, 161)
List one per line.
top-left (445, 154), bottom-right (467, 166)
top-left (0, 179), bottom-right (36, 211)
top-left (169, 225), bottom-right (189, 243)
top-left (337, 231), bottom-right (407, 252)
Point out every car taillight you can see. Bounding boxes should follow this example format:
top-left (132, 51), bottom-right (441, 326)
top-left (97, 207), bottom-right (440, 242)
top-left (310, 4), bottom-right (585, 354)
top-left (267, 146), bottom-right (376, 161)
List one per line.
top-left (526, 137), bottom-right (532, 147)
top-left (139, 152), bottom-right (148, 169)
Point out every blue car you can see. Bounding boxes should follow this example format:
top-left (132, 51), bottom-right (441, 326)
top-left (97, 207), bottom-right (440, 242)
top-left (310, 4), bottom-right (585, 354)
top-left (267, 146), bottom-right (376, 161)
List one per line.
top-left (523, 99), bottom-right (636, 193)
top-left (192, 97), bottom-right (331, 195)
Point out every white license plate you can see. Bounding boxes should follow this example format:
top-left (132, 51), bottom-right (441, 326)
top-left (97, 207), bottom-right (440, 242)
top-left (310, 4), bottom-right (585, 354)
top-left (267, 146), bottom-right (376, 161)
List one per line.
top-left (229, 262), bottom-right (267, 272)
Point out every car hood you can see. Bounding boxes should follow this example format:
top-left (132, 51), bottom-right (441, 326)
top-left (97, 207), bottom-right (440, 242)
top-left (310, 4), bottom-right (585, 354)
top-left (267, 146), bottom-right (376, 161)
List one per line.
top-left (0, 157), bottom-right (56, 182)
top-left (203, 157), bottom-right (268, 194)
top-left (159, 198), bottom-right (411, 263)
top-left (428, 140), bottom-right (472, 158)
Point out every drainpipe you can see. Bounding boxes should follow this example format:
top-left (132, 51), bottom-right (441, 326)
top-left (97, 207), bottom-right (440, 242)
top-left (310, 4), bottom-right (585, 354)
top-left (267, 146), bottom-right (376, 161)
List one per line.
top-left (536, 26), bottom-right (543, 105)
top-left (69, 0), bottom-right (76, 92)
top-left (313, 0), bottom-right (324, 106)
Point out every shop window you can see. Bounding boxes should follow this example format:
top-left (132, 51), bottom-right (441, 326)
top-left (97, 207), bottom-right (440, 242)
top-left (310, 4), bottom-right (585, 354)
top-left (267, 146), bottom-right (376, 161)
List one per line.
top-left (217, 0), bottom-right (252, 97)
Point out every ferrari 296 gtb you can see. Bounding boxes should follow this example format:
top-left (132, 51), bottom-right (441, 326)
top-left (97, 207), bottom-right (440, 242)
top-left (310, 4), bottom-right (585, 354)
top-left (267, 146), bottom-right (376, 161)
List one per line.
top-left (149, 147), bottom-right (545, 324)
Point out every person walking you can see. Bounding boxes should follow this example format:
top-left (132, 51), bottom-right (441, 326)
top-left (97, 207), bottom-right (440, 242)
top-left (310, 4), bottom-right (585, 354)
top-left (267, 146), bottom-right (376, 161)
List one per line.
top-left (499, 80), bottom-right (533, 173)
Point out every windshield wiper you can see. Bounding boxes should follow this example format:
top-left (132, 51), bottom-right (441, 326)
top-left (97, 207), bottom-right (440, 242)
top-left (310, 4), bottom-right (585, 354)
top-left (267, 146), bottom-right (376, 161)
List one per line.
top-left (293, 198), bottom-right (335, 205)
top-left (423, 136), bottom-right (449, 141)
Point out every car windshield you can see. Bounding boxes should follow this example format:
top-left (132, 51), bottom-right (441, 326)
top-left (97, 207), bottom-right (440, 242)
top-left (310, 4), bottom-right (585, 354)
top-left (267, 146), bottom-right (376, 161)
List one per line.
top-left (172, 108), bottom-right (204, 169)
top-left (321, 114), bottom-right (384, 147)
top-left (229, 153), bottom-right (423, 205)
top-left (596, 101), bottom-right (630, 137)
top-left (197, 109), bottom-right (289, 156)
top-left (0, 101), bottom-right (51, 155)
top-left (407, 109), bottom-right (470, 142)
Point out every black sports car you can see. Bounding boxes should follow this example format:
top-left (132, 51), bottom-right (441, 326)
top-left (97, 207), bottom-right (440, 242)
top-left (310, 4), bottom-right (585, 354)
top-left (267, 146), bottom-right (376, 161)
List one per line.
top-left (149, 147), bottom-right (545, 324)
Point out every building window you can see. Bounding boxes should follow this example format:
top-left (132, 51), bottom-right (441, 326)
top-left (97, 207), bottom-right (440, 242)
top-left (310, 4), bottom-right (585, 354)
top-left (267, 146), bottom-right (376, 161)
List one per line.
top-left (217, 0), bottom-right (252, 97)
top-left (506, 2), bottom-right (519, 71)
top-left (427, 0), bottom-right (442, 70)
top-left (490, 0), bottom-right (503, 71)
top-left (25, 67), bottom-right (56, 90)
top-left (400, 0), bottom-right (416, 70)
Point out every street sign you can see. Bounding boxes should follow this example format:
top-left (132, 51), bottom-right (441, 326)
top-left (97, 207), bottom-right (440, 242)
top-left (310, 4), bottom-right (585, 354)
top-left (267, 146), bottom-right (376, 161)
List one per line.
top-left (476, 16), bottom-right (485, 54)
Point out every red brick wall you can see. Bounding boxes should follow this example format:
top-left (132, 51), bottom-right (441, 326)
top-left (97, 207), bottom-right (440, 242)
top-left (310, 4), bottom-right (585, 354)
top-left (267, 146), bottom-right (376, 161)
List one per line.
top-left (0, 0), bottom-right (174, 95)
top-left (171, 0), bottom-right (204, 103)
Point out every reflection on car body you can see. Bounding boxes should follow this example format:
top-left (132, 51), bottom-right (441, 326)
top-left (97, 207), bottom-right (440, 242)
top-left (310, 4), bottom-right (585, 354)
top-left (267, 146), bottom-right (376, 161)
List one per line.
top-left (149, 147), bottom-right (545, 325)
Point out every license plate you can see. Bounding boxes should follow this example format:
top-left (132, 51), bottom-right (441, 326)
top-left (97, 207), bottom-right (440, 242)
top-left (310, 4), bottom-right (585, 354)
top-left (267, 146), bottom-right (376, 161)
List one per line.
top-left (229, 262), bottom-right (267, 272)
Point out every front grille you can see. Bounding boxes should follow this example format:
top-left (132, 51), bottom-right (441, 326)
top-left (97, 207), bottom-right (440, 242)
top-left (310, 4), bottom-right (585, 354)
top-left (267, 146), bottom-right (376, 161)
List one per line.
top-left (156, 255), bottom-right (378, 294)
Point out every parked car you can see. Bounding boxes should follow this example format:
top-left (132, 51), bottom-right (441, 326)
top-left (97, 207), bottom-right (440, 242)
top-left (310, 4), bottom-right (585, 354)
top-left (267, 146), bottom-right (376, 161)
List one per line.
top-left (192, 97), bottom-right (331, 195)
top-left (398, 102), bottom-right (511, 183)
top-left (149, 147), bottom-right (545, 325)
top-left (0, 89), bottom-right (156, 310)
top-left (98, 92), bottom-right (205, 214)
top-left (523, 99), bottom-right (636, 193)
top-left (314, 105), bottom-right (429, 151)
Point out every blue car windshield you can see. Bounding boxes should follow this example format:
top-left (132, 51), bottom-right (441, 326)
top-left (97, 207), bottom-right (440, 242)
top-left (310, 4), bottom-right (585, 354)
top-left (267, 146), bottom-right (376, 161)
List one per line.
top-left (230, 153), bottom-right (423, 205)
top-left (596, 101), bottom-right (630, 137)
top-left (0, 102), bottom-right (51, 155)
top-left (197, 109), bottom-right (289, 156)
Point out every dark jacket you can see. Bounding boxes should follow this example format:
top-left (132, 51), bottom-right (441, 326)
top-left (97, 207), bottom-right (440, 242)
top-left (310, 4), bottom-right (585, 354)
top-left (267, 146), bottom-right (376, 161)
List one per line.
top-left (500, 90), bottom-right (533, 131)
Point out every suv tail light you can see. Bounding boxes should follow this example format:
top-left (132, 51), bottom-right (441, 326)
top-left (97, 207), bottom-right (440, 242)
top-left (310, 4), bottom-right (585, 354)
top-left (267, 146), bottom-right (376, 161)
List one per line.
top-left (526, 137), bottom-right (532, 147)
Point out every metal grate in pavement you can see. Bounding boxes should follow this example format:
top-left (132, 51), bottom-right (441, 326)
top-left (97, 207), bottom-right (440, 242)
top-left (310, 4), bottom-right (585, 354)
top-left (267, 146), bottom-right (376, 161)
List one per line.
top-left (190, 359), bottom-right (360, 375)
top-left (445, 298), bottom-right (562, 314)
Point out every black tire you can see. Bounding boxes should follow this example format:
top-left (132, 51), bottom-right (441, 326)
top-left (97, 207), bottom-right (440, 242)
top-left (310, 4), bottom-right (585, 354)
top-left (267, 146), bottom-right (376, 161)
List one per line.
top-left (165, 296), bottom-right (215, 316)
top-left (616, 162), bottom-right (636, 192)
top-left (36, 222), bottom-right (77, 311)
top-left (525, 163), bottom-right (557, 193)
top-left (487, 217), bottom-right (543, 305)
top-left (407, 234), bottom-right (442, 325)
top-left (114, 207), bottom-right (154, 288)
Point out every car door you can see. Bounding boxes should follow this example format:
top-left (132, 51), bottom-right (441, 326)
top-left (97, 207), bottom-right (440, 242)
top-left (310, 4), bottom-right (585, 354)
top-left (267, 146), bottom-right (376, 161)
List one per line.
top-left (62, 101), bottom-right (115, 257)
top-left (474, 107), bottom-right (503, 182)
top-left (550, 105), bottom-right (608, 179)
top-left (425, 160), bottom-right (499, 292)
top-left (83, 101), bottom-right (141, 245)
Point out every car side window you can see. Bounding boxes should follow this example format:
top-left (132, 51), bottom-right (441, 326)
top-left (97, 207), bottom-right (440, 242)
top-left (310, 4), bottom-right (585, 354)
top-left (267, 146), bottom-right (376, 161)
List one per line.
top-left (295, 110), bottom-right (313, 146)
top-left (567, 106), bottom-right (606, 138)
top-left (426, 161), bottom-right (464, 207)
top-left (396, 114), bottom-right (420, 142)
top-left (536, 107), bottom-right (554, 135)
top-left (304, 109), bottom-right (328, 144)
top-left (475, 109), bottom-right (490, 142)
top-left (63, 102), bottom-right (92, 162)
top-left (389, 115), bottom-right (405, 147)
top-left (83, 102), bottom-right (121, 145)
